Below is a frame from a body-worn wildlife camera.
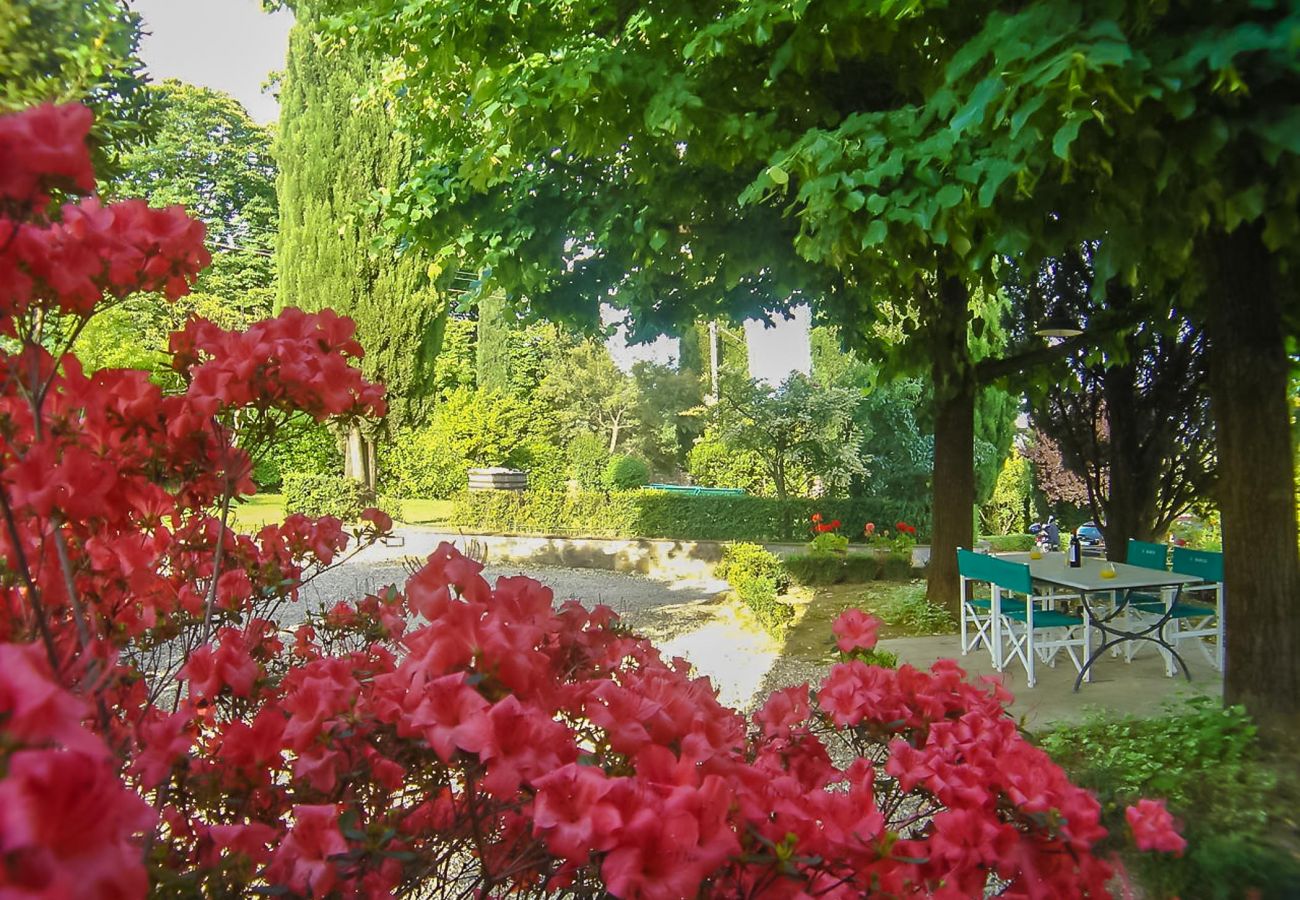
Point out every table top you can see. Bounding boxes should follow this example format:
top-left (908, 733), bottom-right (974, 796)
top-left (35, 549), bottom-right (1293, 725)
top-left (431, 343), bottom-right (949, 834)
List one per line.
top-left (998, 551), bottom-right (1203, 592)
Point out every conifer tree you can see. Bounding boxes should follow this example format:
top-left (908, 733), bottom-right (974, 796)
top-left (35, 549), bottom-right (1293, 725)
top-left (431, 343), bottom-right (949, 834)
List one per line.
top-left (276, 2), bottom-right (446, 483)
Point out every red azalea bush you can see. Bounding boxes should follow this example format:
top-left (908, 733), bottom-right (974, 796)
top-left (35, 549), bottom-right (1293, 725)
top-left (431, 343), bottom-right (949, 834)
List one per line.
top-left (0, 103), bottom-right (1182, 898)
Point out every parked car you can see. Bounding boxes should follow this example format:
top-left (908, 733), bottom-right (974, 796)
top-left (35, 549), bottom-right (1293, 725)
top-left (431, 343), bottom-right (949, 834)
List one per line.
top-left (1075, 521), bottom-right (1105, 556)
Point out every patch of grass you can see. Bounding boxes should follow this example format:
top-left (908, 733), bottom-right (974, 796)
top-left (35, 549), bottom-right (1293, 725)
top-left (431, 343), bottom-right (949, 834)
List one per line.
top-left (231, 493), bottom-right (285, 530)
top-left (231, 495), bottom-right (453, 530)
top-left (400, 498), bottom-right (454, 526)
top-left (776, 581), bottom-right (956, 667)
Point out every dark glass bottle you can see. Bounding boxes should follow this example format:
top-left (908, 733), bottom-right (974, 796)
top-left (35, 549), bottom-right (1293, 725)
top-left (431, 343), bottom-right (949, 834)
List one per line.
top-left (1068, 533), bottom-right (1083, 568)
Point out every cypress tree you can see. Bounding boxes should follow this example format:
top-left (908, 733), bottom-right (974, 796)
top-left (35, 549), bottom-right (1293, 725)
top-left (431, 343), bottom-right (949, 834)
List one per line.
top-left (474, 290), bottom-right (512, 393)
top-left (277, 2), bottom-right (446, 482)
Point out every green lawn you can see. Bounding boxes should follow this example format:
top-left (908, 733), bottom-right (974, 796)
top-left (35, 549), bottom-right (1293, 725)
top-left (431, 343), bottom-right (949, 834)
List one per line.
top-left (231, 494), bottom-right (288, 530)
top-left (229, 495), bottom-right (454, 529)
top-left (397, 498), bottom-right (453, 526)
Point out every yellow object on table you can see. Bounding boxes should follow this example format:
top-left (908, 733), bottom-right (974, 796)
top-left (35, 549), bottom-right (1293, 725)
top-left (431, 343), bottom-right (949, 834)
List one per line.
top-left (1100, 562), bottom-right (1117, 579)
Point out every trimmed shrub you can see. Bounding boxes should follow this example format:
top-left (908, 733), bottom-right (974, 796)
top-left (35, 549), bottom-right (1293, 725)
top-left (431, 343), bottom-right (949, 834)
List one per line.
top-left (729, 570), bottom-right (795, 638)
top-left (452, 490), bottom-right (927, 542)
top-left (283, 472), bottom-right (367, 520)
top-left (880, 552), bottom-right (916, 581)
top-left (450, 490), bottom-right (642, 537)
top-left (603, 454), bottom-right (650, 490)
top-left (783, 553), bottom-right (884, 586)
top-left (568, 432), bottom-right (609, 490)
top-left (981, 533), bottom-right (1036, 552)
top-left (717, 543), bottom-right (790, 594)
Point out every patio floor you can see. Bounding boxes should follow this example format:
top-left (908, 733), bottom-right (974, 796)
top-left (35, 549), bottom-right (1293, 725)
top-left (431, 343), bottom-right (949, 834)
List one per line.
top-left (883, 633), bottom-right (1224, 729)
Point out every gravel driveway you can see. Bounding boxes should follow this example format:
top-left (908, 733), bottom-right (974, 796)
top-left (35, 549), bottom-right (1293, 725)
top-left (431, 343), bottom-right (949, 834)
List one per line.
top-left (283, 530), bottom-right (776, 709)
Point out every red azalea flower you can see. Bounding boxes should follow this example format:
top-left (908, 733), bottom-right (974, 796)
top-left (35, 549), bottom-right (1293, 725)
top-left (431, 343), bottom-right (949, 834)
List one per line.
top-left (1126, 799), bottom-right (1187, 856)
top-left (832, 609), bottom-right (882, 653)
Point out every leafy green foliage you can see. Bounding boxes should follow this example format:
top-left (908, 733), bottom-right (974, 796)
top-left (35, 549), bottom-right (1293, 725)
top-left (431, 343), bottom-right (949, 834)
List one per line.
top-left (111, 81), bottom-right (277, 294)
top-left (252, 418), bottom-right (340, 491)
top-left (869, 582), bottom-right (955, 634)
top-left (1040, 700), bottom-right (1300, 898)
top-left (71, 82), bottom-right (278, 379)
top-left (602, 455), bottom-right (649, 491)
top-left (686, 435), bottom-right (772, 496)
top-left (807, 532), bottom-right (849, 555)
top-left (509, 442), bottom-right (568, 493)
top-left (378, 388), bottom-right (534, 499)
top-left (729, 569), bottom-right (794, 639)
top-left (474, 291), bottom-right (512, 394)
top-left (716, 543), bottom-right (790, 594)
top-left (433, 316), bottom-right (476, 402)
top-left (450, 491), bottom-right (642, 538)
top-left (708, 372), bottom-right (864, 501)
top-left (979, 533), bottom-right (1036, 552)
top-left (566, 432), bottom-right (609, 492)
top-left (628, 361), bottom-right (705, 474)
top-left (980, 449), bottom-right (1035, 536)
top-left (537, 341), bottom-right (639, 453)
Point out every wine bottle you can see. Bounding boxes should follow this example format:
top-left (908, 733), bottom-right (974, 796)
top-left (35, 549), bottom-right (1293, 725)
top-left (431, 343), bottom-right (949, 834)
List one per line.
top-left (1068, 533), bottom-right (1082, 568)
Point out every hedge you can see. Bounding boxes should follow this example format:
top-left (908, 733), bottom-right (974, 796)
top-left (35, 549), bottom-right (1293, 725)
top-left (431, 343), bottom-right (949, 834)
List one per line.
top-left (782, 551), bottom-right (916, 585)
top-left (980, 533), bottom-right (1036, 552)
top-left (451, 490), bottom-right (929, 543)
top-left (283, 473), bottom-right (404, 523)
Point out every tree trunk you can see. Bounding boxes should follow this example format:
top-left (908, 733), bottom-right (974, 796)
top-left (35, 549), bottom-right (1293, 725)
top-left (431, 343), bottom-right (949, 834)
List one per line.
top-left (1101, 366), bottom-right (1160, 560)
top-left (343, 423), bottom-right (375, 495)
top-left (1203, 226), bottom-right (1300, 736)
top-left (925, 276), bottom-right (975, 616)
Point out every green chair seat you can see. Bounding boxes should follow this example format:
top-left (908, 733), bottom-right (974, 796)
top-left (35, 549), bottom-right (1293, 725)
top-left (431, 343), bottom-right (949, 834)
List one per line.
top-left (1002, 608), bottom-right (1082, 628)
top-left (1130, 601), bottom-right (1217, 619)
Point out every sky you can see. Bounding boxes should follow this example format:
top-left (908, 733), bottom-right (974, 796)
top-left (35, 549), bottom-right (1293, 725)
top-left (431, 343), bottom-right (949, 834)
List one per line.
top-left (128, 0), bottom-right (810, 383)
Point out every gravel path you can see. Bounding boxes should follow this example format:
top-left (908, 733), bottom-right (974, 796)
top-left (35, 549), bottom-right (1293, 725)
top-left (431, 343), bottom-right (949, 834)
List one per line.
top-left (284, 532), bottom-right (780, 710)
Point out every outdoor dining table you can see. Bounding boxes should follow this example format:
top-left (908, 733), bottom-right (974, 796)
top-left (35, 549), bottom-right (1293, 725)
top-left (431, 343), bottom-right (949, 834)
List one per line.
top-left (998, 551), bottom-right (1204, 691)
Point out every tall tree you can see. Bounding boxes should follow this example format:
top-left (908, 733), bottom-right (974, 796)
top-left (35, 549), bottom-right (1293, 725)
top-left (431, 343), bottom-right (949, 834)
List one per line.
top-left (1015, 247), bottom-right (1217, 556)
top-left (535, 341), bottom-right (639, 453)
top-left (341, 1), bottom-right (1014, 612)
top-left (936, 0), bottom-right (1300, 729)
top-left (709, 372), bottom-right (864, 504)
top-left (475, 291), bottom-right (513, 394)
top-left (277, 1), bottom-right (447, 485)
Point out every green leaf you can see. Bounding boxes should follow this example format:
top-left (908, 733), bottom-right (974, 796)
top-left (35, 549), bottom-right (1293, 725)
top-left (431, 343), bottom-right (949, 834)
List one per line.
top-left (767, 165), bottom-right (790, 186)
top-left (950, 76), bottom-right (1003, 135)
top-left (861, 219), bottom-right (888, 248)
top-left (650, 229), bottom-right (669, 252)
top-left (1052, 117), bottom-right (1083, 159)
top-left (844, 190), bottom-right (866, 211)
top-left (936, 184), bottom-right (964, 209)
